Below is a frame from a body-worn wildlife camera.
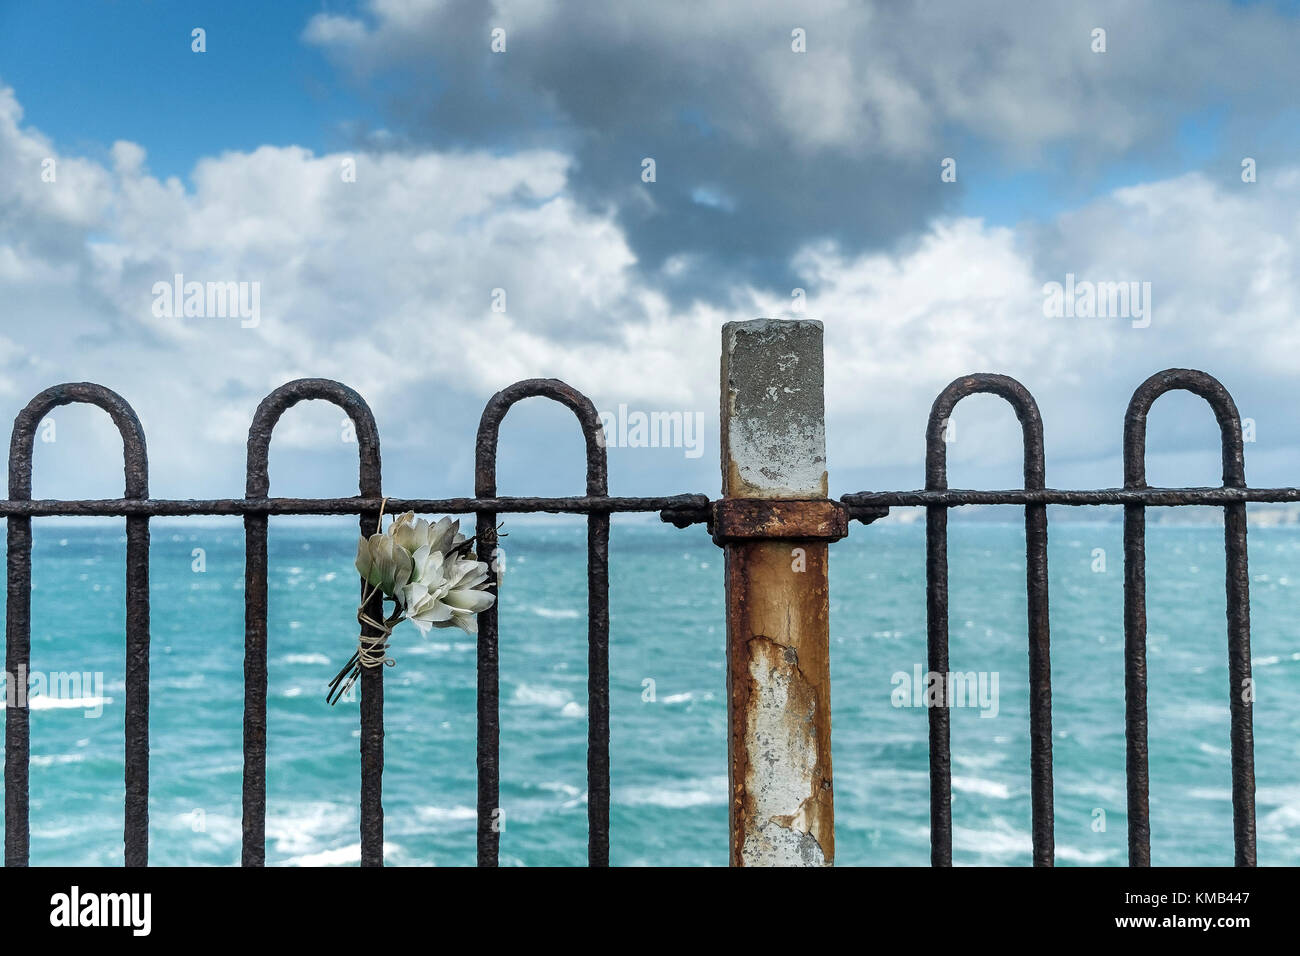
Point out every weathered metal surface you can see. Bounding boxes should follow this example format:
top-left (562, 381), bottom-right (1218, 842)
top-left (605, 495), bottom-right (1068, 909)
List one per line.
top-left (840, 367), bottom-right (1258, 868)
top-left (0, 363), bottom-right (1269, 869)
top-left (1122, 368), bottom-right (1255, 867)
top-left (244, 378), bottom-right (383, 866)
top-left (710, 498), bottom-right (849, 543)
top-left (474, 378), bottom-right (611, 867)
top-left (721, 319), bottom-right (828, 499)
top-left (5, 383), bottom-right (150, 867)
top-left (720, 319), bottom-right (835, 867)
top-left (0, 369), bottom-right (698, 869)
top-left (922, 373), bottom-right (1053, 867)
top-left (0, 493), bottom-right (710, 517)
top-left (726, 541), bottom-right (834, 865)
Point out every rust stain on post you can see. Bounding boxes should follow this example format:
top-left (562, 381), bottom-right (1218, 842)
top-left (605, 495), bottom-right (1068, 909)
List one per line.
top-left (725, 541), bottom-right (834, 865)
top-left (720, 318), bottom-right (835, 866)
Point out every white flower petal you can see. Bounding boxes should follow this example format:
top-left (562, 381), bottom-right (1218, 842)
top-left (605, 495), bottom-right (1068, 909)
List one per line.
top-left (355, 536), bottom-right (373, 581)
top-left (445, 589), bottom-right (495, 612)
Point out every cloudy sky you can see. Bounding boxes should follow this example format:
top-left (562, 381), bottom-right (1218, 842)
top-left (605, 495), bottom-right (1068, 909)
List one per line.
top-left (3, 0), bottom-right (1300, 505)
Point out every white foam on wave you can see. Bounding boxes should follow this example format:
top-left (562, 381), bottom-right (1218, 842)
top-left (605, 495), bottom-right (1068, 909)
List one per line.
top-left (0, 695), bottom-right (113, 712)
top-left (267, 801), bottom-right (355, 860)
top-left (952, 819), bottom-right (1031, 858)
top-left (953, 751), bottom-right (1005, 770)
top-left (405, 641), bottom-right (475, 656)
top-left (30, 753), bottom-right (85, 767)
top-left (513, 684), bottom-right (573, 709)
top-left (31, 824), bottom-right (82, 840)
top-left (618, 776), bottom-right (728, 809)
top-left (283, 653), bottom-right (331, 666)
top-left (952, 776), bottom-right (1011, 799)
top-left (1056, 845), bottom-right (1120, 864)
top-left (282, 841), bottom-right (403, 867)
top-left (539, 781), bottom-right (582, 797)
top-left (1256, 782), bottom-right (1300, 835)
top-left (1259, 803), bottom-right (1300, 832)
top-left (416, 805), bottom-right (477, 823)
top-left (408, 642), bottom-right (451, 654)
top-left (531, 606), bottom-right (581, 619)
top-left (1257, 783), bottom-right (1300, 805)
top-left (1183, 701), bottom-right (1230, 722)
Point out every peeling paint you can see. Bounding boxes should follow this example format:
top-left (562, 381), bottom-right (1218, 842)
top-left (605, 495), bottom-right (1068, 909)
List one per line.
top-left (721, 318), bottom-right (835, 867)
top-left (725, 542), bottom-right (835, 866)
top-left (742, 820), bottom-right (827, 867)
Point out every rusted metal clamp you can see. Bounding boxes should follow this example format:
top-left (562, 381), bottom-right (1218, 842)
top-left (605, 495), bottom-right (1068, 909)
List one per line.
top-left (709, 498), bottom-right (887, 545)
top-left (661, 497), bottom-right (890, 538)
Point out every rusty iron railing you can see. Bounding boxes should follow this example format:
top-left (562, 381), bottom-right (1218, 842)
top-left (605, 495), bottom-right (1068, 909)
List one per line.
top-left (841, 368), bottom-right (1272, 867)
top-left (1, 377), bottom-right (706, 867)
top-left (0, 366), bottom-right (1285, 867)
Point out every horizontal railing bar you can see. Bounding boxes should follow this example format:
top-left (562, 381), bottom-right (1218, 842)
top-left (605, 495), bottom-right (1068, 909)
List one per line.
top-left (5, 486), bottom-right (1293, 521)
top-left (844, 487), bottom-right (1300, 507)
top-left (0, 494), bottom-right (710, 517)
top-left (5, 486), bottom-right (1293, 517)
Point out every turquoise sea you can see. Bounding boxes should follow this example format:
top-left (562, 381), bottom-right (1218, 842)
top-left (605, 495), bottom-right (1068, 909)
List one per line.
top-left (3, 517), bottom-right (1298, 866)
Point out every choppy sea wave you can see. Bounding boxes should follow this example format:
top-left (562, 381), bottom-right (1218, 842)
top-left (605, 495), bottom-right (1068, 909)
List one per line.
top-left (5, 519), bottom-right (1298, 865)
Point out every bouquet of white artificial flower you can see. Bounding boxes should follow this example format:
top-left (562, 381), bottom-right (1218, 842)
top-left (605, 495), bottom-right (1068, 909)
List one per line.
top-left (327, 508), bottom-right (496, 705)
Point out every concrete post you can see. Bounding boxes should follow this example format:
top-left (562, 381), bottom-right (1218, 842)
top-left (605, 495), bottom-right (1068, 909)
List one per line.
top-left (718, 318), bottom-right (836, 866)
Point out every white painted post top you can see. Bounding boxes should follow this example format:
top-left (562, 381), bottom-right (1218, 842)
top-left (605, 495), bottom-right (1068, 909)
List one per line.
top-left (720, 318), bottom-right (828, 498)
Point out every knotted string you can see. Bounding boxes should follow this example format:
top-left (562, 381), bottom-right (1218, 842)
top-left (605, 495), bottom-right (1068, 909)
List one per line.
top-left (356, 579), bottom-right (396, 670)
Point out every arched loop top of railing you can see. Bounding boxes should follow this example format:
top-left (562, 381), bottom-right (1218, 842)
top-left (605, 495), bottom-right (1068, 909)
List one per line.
top-left (8, 382), bottom-right (149, 501)
top-left (1124, 368), bottom-right (1244, 490)
top-left (925, 373), bottom-right (1045, 492)
top-left (245, 378), bottom-right (381, 498)
top-left (475, 378), bottom-right (608, 497)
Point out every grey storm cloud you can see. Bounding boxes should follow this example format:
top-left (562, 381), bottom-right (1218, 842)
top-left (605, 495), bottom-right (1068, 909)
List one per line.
top-left (306, 0), bottom-right (1300, 300)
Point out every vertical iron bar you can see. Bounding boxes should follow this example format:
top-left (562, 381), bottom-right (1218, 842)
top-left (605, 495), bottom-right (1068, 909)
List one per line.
top-left (476, 379), bottom-right (610, 866)
top-left (1223, 499), bottom-right (1256, 865)
top-left (924, 393), bottom-right (953, 868)
top-left (6, 383), bottom-right (149, 866)
top-left (1124, 368), bottom-right (1255, 865)
top-left (1023, 453), bottom-right (1053, 867)
top-left (1121, 495), bottom-right (1150, 865)
top-left (357, 498), bottom-right (384, 869)
top-left (923, 500), bottom-right (950, 865)
top-left (587, 511), bottom-right (611, 866)
top-left (241, 510), bottom-right (268, 866)
top-left (123, 518), bottom-right (150, 868)
top-left (4, 513), bottom-right (31, 866)
top-left (922, 385), bottom-right (951, 867)
top-left (244, 379), bottom-right (382, 866)
top-left (473, 506), bottom-right (500, 867)
top-left (926, 374), bottom-right (1052, 866)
